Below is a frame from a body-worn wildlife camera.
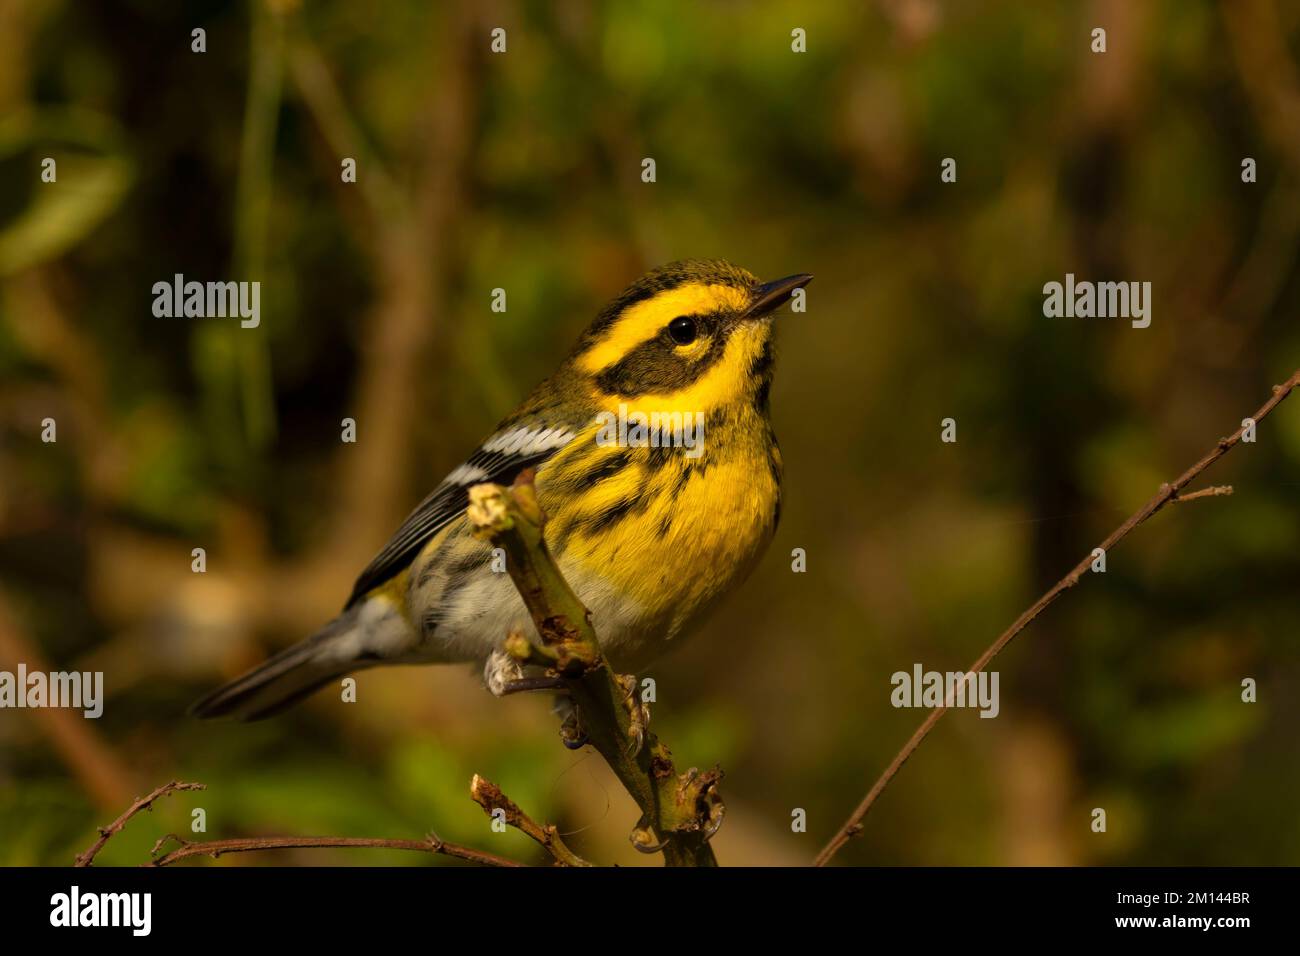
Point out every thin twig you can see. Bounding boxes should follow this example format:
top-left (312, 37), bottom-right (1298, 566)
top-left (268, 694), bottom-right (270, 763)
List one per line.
top-left (469, 774), bottom-right (594, 867)
top-left (146, 832), bottom-right (522, 868)
top-left (1172, 484), bottom-right (1233, 503)
top-left (816, 370), bottom-right (1300, 866)
top-left (75, 780), bottom-right (206, 866)
top-left (82, 778), bottom-right (527, 868)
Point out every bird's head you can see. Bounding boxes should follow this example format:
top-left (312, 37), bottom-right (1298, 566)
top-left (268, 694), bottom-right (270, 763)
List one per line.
top-left (568, 259), bottom-right (812, 415)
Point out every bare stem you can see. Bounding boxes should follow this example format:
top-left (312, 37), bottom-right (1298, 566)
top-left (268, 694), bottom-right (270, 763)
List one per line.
top-left (1172, 484), bottom-right (1233, 503)
top-left (81, 778), bottom-right (528, 868)
top-left (815, 370), bottom-right (1300, 867)
top-left (469, 774), bottom-right (593, 867)
top-left (147, 832), bottom-right (521, 868)
top-left (75, 780), bottom-right (207, 866)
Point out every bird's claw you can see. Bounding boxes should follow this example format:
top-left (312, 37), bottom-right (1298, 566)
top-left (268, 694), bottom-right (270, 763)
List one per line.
top-left (629, 818), bottom-right (668, 854)
top-left (555, 695), bottom-right (589, 750)
top-left (617, 673), bottom-right (650, 757)
top-left (679, 765), bottom-right (726, 843)
top-left (626, 723), bottom-right (644, 756)
top-left (702, 789), bottom-right (726, 842)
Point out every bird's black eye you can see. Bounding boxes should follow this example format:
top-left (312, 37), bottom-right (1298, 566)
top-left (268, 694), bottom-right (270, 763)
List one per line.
top-left (668, 315), bottom-right (697, 345)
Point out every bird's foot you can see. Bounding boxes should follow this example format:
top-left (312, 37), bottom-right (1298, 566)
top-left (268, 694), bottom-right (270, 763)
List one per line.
top-left (616, 673), bottom-right (651, 757)
top-left (629, 815), bottom-right (668, 854)
top-left (680, 767), bottom-right (726, 842)
top-left (484, 648), bottom-right (564, 697)
top-left (484, 649), bottom-right (523, 696)
top-left (552, 694), bottom-right (588, 750)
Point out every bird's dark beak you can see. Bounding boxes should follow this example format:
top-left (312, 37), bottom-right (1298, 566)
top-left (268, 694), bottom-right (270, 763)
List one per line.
top-left (747, 273), bottom-right (813, 318)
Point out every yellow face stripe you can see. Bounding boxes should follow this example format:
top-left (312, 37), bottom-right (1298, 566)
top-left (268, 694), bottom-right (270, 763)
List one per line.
top-left (594, 321), bottom-right (769, 411)
top-left (578, 282), bottom-right (751, 374)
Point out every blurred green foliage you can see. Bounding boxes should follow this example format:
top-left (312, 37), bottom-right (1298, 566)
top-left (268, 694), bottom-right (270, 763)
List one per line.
top-left (1, 0), bottom-right (1298, 866)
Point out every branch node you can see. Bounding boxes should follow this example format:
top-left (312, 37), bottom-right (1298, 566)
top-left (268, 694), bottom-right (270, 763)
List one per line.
top-left (466, 484), bottom-right (512, 539)
top-left (1172, 484), bottom-right (1234, 504)
top-left (469, 773), bottom-right (592, 867)
top-left (75, 780), bottom-right (206, 867)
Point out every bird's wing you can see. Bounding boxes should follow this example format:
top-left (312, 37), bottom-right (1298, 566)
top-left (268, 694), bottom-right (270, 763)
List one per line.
top-left (344, 422), bottom-right (582, 608)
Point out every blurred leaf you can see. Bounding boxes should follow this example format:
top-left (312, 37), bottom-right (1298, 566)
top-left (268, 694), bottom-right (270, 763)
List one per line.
top-left (0, 108), bottom-right (133, 275)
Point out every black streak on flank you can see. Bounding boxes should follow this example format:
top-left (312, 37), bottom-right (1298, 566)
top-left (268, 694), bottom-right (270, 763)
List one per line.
top-left (421, 607), bottom-right (443, 637)
top-left (672, 463), bottom-right (692, 497)
top-left (646, 444), bottom-right (675, 470)
top-left (418, 545), bottom-right (482, 590)
top-left (583, 450), bottom-right (632, 485)
top-left (449, 547), bottom-right (491, 576)
top-left (585, 496), bottom-right (640, 535)
top-left (420, 553), bottom-right (484, 637)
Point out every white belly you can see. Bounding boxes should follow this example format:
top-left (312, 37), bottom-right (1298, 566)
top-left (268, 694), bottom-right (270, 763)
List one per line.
top-left (408, 559), bottom-right (658, 669)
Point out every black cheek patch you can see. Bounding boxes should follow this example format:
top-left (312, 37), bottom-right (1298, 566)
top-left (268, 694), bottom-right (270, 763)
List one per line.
top-left (595, 330), bottom-right (729, 397)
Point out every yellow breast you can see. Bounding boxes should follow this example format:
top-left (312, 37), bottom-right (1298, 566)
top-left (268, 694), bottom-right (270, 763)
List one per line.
top-left (536, 413), bottom-right (781, 640)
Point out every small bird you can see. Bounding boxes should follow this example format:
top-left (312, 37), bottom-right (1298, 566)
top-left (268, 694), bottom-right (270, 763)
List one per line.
top-left (192, 259), bottom-right (811, 720)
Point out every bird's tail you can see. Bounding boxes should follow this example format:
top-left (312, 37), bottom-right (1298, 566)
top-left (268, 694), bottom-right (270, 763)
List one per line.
top-left (190, 610), bottom-right (364, 721)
